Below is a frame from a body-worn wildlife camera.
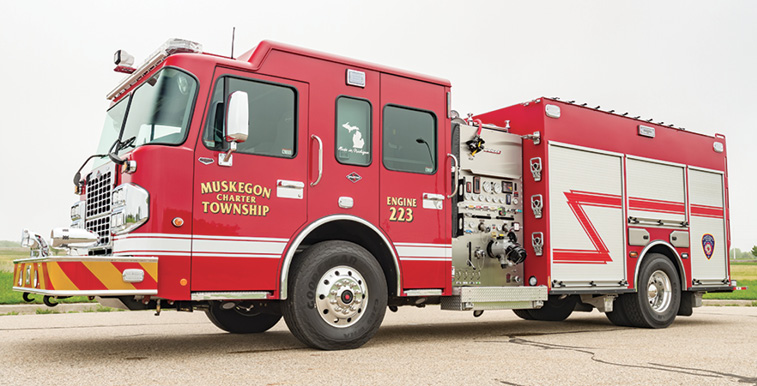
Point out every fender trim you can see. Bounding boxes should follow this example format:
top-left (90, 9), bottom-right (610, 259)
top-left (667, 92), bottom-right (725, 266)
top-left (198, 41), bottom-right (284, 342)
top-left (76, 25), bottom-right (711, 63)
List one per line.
top-left (279, 215), bottom-right (400, 299)
top-left (634, 241), bottom-right (687, 289)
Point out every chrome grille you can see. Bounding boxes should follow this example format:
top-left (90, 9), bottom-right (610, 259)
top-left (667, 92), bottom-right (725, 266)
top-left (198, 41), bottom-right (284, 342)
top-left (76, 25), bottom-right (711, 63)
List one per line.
top-left (84, 167), bottom-right (114, 249)
top-left (86, 170), bottom-right (113, 218)
top-left (85, 216), bottom-right (111, 247)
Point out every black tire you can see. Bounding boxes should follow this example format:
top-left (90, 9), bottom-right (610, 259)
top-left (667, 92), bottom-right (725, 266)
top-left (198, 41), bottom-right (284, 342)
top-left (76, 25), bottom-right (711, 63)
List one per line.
top-left (527, 295), bottom-right (577, 321)
top-left (622, 253), bottom-right (681, 328)
top-left (605, 295), bottom-right (633, 327)
top-left (205, 301), bottom-right (282, 333)
top-left (512, 309), bottom-right (536, 320)
top-left (282, 241), bottom-right (388, 350)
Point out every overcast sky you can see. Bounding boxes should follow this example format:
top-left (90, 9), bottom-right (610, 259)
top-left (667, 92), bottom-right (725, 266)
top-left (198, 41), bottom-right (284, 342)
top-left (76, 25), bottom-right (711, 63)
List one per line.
top-left (0, 1), bottom-right (754, 250)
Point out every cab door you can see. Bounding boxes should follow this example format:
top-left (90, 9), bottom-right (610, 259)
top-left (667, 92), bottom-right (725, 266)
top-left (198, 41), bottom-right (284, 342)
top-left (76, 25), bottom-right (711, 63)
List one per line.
top-left (191, 68), bottom-right (308, 292)
top-left (307, 68), bottom-right (380, 226)
top-left (378, 74), bottom-right (451, 292)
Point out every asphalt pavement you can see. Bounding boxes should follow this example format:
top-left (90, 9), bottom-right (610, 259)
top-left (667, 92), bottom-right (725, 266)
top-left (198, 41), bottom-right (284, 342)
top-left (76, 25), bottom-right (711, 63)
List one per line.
top-left (0, 306), bottom-right (755, 385)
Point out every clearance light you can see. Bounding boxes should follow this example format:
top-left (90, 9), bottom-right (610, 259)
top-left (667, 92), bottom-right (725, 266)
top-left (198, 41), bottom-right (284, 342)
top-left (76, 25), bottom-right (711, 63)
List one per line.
top-left (629, 251), bottom-right (639, 258)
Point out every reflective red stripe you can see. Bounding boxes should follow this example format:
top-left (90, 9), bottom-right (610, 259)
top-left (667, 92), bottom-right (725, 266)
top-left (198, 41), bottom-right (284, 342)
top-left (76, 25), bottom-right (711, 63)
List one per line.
top-left (56, 262), bottom-right (108, 290)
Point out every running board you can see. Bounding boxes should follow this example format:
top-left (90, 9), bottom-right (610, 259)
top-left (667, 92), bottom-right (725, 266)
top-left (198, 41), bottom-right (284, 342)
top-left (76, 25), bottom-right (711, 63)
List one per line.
top-left (440, 286), bottom-right (548, 311)
top-left (191, 291), bottom-right (270, 301)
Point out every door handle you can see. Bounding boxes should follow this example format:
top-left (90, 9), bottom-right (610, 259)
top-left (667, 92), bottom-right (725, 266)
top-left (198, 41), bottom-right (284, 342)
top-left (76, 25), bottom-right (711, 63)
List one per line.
top-left (311, 134), bottom-right (323, 187)
top-left (447, 153), bottom-right (459, 198)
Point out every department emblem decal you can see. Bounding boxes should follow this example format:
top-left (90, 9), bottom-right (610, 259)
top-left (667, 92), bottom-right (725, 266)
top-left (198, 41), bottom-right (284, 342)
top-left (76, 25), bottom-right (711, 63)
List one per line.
top-left (346, 172), bottom-right (362, 183)
top-left (701, 234), bottom-right (715, 260)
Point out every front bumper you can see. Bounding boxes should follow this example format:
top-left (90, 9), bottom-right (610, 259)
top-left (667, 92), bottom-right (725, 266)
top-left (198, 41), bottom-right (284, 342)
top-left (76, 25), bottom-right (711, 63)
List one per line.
top-left (13, 255), bottom-right (158, 297)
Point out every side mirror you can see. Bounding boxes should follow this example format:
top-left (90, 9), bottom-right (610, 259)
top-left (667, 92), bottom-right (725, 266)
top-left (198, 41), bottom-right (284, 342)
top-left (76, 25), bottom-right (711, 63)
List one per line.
top-left (221, 91), bottom-right (248, 165)
top-left (225, 91), bottom-right (249, 143)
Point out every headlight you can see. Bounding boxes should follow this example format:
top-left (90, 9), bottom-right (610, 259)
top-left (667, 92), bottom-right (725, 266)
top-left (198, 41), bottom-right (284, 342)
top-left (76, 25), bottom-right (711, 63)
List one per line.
top-left (111, 183), bottom-right (149, 234)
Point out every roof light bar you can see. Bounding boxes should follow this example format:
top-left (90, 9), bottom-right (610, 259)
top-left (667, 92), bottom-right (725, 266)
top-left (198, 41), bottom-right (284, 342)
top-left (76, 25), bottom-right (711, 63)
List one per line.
top-left (106, 38), bottom-right (202, 100)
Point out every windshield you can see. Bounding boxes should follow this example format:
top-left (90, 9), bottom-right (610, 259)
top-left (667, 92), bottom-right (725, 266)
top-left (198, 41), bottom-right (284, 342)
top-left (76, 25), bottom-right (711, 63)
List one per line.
top-left (93, 67), bottom-right (197, 167)
top-left (93, 98), bottom-right (128, 167)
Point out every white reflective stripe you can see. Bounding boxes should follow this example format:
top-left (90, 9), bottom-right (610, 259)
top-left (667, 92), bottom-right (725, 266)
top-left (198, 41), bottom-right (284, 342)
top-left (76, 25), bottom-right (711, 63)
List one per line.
top-left (394, 242), bottom-right (452, 248)
top-left (114, 252), bottom-right (192, 256)
top-left (394, 244), bottom-right (452, 259)
top-left (192, 253), bottom-right (281, 259)
top-left (192, 235), bottom-right (289, 242)
top-left (115, 233), bottom-right (192, 240)
top-left (114, 237), bottom-right (191, 253)
top-left (193, 239), bottom-right (286, 255)
top-left (115, 233), bottom-right (289, 242)
top-left (399, 257), bottom-right (452, 261)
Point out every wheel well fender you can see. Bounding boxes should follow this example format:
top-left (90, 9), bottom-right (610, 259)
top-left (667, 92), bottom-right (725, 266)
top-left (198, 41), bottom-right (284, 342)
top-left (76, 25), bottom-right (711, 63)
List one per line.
top-left (279, 215), bottom-right (400, 299)
top-left (634, 241), bottom-right (687, 290)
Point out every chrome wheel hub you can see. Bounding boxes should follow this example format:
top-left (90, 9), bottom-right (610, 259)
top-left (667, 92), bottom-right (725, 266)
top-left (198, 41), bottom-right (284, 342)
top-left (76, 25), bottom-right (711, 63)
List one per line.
top-left (315, 265), bottom-right (367, 328)
top-left (647, 270), bottom-right (672, 313)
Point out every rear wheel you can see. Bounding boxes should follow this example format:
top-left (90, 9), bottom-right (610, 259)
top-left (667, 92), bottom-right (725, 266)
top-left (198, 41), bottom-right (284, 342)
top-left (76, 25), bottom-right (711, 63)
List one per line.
top-left (282, 241), bottom-right (387, 350)
top-left (527, 295), bottom-right (577, 321)
top-left (622, 253), bottom-right (681, 328)
top-left (605, 295), bottom-right (633, 327)
top-left (205, 301), bottom-right (281, 333)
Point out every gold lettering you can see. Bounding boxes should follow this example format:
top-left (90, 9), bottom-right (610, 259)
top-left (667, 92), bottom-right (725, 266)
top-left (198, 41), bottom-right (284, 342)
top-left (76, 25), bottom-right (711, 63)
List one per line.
top-left (210, 202), bottom-right (220, 214)
top-left (233, 203), bottom-right (241, 215)
top-left (201, 182), bottom-right (213, 194)
top-left (202, 201), bottom-right (209, 212)
top-left (221, 181), bottom-right (228, 192)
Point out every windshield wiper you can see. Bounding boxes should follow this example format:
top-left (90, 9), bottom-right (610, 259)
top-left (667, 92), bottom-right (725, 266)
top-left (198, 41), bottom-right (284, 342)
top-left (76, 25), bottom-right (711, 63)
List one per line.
top-left (118, 136), bottom-right (137, 151)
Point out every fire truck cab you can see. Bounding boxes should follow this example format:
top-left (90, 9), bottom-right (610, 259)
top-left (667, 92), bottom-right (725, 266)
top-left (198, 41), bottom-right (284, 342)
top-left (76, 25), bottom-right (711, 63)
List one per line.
top-left (13, 39), bottom-right (734, 350)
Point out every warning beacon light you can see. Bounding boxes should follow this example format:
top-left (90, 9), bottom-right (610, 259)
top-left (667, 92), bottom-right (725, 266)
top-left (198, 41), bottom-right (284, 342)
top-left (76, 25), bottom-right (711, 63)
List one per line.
top-left (113, 49), bottom-right (136, 74)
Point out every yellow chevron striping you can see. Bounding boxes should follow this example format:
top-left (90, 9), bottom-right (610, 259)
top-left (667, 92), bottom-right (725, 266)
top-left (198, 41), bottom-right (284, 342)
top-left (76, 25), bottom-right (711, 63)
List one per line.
top-left (82, 261), bottom-right (136, 290)
top-left (140, 262), bottom-right (159, 282)
top-left (47, 262), bottom-right (78, 291)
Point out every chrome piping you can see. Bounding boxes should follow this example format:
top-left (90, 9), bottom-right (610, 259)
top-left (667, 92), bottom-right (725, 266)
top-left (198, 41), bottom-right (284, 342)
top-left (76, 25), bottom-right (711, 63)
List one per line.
top-left (12, 287), bottom-right (157, 297)
top-left (310, 135), bottom-right (323, 186)
top-left (447, 153), bottom-right (459, 198)
top-left (279, 215), bottom-right (401, 300)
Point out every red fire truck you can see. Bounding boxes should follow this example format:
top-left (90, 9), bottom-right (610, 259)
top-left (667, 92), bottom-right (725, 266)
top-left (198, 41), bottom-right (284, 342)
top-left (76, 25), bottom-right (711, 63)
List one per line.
top-left (14, 39), bottom-right (736, 350)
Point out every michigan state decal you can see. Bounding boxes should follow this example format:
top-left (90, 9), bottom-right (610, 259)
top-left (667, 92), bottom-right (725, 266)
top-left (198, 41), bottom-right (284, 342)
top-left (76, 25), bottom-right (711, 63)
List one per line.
top-left (701, 234), bottom-right (715, 260)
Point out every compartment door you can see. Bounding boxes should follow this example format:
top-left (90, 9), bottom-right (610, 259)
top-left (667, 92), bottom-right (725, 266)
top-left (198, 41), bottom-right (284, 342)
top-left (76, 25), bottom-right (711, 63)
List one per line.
top-left (688, 168), bottom-right (728, 285)
top-left (548, 144), bottom-right (625, 288)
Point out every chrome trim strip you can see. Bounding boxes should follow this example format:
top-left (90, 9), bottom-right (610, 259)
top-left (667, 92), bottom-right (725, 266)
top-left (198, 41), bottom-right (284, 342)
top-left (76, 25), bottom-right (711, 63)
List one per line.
top-left (13, 256), bottom-right (158, 264)
top-left (634, 241), bottom-right (687, 290)
top-left (279, 215), bottom-right (401, 300)
top-left (447, 153), bottom-right (459, 198)
top-left (191, 291), bottom-right (269, 301)
top-left (310, 135), bottom-right (323, 186)
top-left (404, 289), bottom-right (442, 296)
top-left (12, 287), bottom-right (157, 297)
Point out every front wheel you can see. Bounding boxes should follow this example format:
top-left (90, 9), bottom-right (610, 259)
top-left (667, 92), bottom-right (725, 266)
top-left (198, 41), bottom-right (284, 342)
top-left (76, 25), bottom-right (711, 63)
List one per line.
top-left (621, 253), bottom-right (681, 328)
top-left (205, 301), bottom-right (282, 333)
top-left (282, 241), bottom-right (387, 350)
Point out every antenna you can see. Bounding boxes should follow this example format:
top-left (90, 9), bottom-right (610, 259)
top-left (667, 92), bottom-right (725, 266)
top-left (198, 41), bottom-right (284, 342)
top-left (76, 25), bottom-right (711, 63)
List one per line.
top-left (230, 27), bottom-right (236, 58)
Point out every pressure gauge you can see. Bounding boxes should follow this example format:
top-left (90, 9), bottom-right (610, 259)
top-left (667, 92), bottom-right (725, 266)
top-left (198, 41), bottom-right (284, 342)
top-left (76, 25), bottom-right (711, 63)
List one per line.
top-left (464, 193), bottom-right (471, 201)
top-left (494, 183), bottom-right (503, 194)
top-left (482, 181), bottom-right (492, 193)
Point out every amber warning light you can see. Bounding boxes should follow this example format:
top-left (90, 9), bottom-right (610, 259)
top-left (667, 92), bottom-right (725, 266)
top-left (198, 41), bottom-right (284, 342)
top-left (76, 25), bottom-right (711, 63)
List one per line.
top-left (114, 49), bottom-right (136, 74)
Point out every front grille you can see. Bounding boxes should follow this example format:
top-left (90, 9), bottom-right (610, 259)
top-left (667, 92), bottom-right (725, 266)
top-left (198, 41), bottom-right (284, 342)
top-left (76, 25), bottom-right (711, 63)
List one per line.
top-left (84, 167), bottom-right (114, 250)
top-left (86, 170), bottom-right (113, 218)
top-left (85, 216), bottom-right (111, 248)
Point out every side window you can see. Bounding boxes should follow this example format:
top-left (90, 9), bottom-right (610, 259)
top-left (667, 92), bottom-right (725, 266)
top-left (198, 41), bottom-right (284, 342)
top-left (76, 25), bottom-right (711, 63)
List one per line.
top-left (382, 105), bottom-right (437, 174)
top-left (203, 77), bottom-right (297, 158)
top-left (335, 97), bottom-right (371, 166)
